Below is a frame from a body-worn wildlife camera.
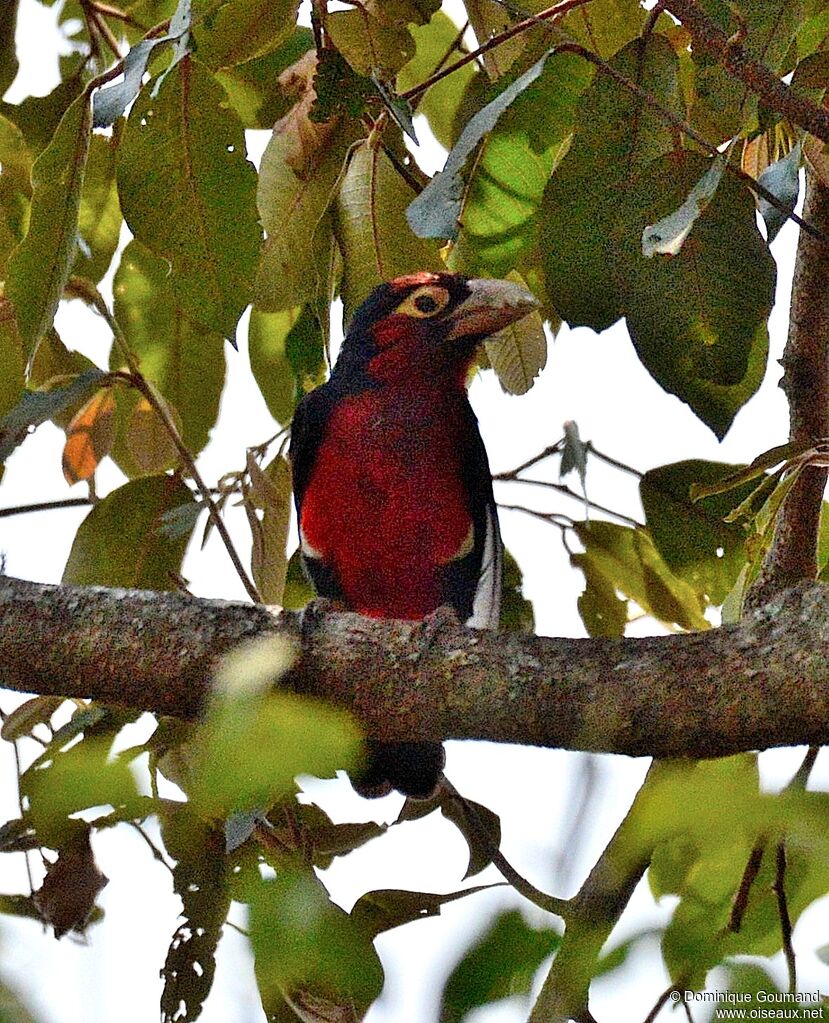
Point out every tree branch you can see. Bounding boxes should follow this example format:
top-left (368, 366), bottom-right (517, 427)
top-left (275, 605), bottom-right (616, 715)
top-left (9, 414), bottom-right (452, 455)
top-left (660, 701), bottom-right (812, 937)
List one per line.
top-left (4, 575), bottom-right (829, 757)
top-left (662, 0), bottom-right (829, 145)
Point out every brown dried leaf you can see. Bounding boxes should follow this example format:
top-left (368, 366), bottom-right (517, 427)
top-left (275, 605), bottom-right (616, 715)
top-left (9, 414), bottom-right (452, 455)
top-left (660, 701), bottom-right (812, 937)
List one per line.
top-left (33, 828), bottom-right (108, 938)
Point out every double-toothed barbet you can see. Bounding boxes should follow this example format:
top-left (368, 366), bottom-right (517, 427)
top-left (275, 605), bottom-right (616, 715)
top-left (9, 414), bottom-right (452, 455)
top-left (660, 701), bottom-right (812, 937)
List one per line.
top-left (289, 271), bottom-right (538, 798)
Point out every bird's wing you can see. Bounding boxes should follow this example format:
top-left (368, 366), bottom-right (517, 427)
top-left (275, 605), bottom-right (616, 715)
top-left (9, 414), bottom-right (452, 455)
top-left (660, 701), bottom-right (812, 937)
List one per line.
top-left (289, 384), bottom-right (345, 601)
top-left (439, 403), bottom-right (503, 630)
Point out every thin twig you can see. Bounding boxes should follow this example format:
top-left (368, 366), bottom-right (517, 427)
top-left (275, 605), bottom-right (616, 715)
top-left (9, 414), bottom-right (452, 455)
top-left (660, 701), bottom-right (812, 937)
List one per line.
top-left (774, 840), bottom-right (797, 992)
top-left (400, 0), bottom-right (596, 101)
top-left (493, 441), bottom-right (564, 480)
top-left (127, 821), bottom-right (174, 873)
top-left (498, 479), bottom-right (644, 526)
top-left (786, 746), bottom-right (820, 791)
top-left (83, 284), bottom-right (261, 603)
top-left (585, 443), bottom-right (643, 479)
top-left (642, 984), bottom-right (678, 1023)
top-left (727, 838), bottom-right (765, 933)
top-left (441, 777), bottom-right (569, 917)
top-left (0, 498), bottom-right (94, 519)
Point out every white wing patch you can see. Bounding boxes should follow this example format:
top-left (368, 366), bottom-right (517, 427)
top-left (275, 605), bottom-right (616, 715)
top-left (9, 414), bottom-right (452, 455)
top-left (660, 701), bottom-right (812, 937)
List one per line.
top-left (467, 506), bottom-right (502, 631)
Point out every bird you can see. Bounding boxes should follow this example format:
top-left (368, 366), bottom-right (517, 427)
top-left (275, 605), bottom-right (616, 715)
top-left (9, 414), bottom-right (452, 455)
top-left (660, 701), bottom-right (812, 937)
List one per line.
top-left (289, 271), bottom-right (538, 798)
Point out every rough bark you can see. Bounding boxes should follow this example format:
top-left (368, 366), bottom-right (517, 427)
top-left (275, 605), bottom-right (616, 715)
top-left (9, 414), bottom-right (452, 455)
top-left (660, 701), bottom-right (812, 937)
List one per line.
top-left (3, 574), bottom-right (829, 759)
top-left (747, 172), bottom-right (829, 609)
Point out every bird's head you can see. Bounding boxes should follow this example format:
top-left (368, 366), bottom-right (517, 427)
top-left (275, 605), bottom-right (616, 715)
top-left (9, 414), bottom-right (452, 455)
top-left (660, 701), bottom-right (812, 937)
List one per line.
top-left (335, 271), bottom-right (539, 388)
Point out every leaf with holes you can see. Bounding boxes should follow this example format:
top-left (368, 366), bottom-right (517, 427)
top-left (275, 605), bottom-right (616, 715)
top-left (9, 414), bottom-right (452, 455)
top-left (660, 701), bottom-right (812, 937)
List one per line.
top-left (160, 815), bottom-right (230, 1023)
top-left (118, 57), bottom-right (261, 341)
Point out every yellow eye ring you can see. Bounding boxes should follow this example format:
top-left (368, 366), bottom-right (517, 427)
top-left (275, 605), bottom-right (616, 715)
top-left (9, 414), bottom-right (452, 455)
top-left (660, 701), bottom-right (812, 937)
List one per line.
top-left (395, 285), bottom-right (451, 319)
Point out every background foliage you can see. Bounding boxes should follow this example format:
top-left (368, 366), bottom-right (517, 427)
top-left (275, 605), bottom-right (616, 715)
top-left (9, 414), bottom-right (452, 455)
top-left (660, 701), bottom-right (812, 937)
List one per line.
top-left (2, 0), bottom-right (829, 1020)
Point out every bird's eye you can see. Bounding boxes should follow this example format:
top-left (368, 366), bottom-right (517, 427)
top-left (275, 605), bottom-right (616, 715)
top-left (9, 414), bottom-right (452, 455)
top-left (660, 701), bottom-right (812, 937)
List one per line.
top-left (395, 285), bottom-right (451, 319)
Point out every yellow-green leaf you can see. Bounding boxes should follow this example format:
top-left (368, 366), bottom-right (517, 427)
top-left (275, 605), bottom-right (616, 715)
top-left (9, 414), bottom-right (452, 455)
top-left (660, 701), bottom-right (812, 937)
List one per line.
top-left (254, 58), bottom-right (357, 311)
top-left (484, 272), bottom-right (547, 395)
top-left (246, 453), bottom-right (292, 605)
top-left (194, 0), bottom-right (299, 68)
top-left (335, 140), bottom-right (441, 321)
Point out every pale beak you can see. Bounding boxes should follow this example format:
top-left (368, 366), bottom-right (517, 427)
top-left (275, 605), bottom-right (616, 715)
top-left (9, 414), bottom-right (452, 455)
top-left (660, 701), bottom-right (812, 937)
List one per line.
top-left (445, 278), bottom-right (539, 341)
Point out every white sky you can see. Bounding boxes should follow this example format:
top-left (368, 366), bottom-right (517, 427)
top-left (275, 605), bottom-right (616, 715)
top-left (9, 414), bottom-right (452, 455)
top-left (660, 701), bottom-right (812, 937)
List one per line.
top-left (3, 3), bottom-right (829, 1022)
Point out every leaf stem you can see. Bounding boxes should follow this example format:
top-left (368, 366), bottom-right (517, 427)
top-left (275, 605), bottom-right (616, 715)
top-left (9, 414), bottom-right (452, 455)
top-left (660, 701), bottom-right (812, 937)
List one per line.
top-left (400, 0), bottom-right (596, 102)
top-left (441, 777), bottom-right (569, 917)
top-left (774, 840), bottom-right (797, 993)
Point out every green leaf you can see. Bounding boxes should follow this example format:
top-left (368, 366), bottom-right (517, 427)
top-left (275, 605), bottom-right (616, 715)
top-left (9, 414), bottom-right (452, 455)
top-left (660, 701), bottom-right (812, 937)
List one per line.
top-left (23, 739), bottom-right (140, 835)
top-left (0, 77), bottom-right (83, 153)
top-left (214, 27), bottom-right (314, 129)
top-left (451, 52), bottom-right (592, 278)
top-left (194, 0), bottom-right (299, 69)
top-left (118, 57), bottom-right (261, 340)
top-left (557, 0), bottom-right (646, 58)
top-left (248, 306), bottom-right (301, 425)
top-left (5, 92), bottom-right (92, 361)
top-left (0, 113), bottom-right (31, 271)
top-left (0, 0), bottom-right (19, 97)
top-left (408, 51), bottom-right (561, 241)
top-left (0, 369), bottom-right (107, 463)
top-left (335, 140), bottom-right (441, 321)
top-left (500, 547), bottom-right (535, 633)
top-left (112, 240), bottom-right (225, 460)
top-left (62, 475), bottom-right (196, 589)
top-left (542, 36), bottom-right (681, 330)
top-left (188, 636), bottom-right (361, 816)
top-left (73, 133), bottom-right (122, 283)
top-left (640, 460), bottom-right (755, 605)
top-left (484, 273), bottom-right (547, 395)
top-left (254, 69), bottom-right (356, 311)
top-left (159, 815), bottom-right (230, 1023)
top-left (351, 884), bottom-right (498, 939)
top-left (326, 8), bottom-right (414, 76)
top-left (572, 521), bottom-right (709, 632)
top-left (250, 864), bottom-right (384, 1012)
top-left (396, 11), bottom-right (480, 150)
top-left (575, 552), bottom-right (628, 637)
top-left (613, 153), bottom-right (775, 438)
top-left (465, 0), bottom-right (526, 79)
top-left (281, 547), bottom-right (315, 610)
top-left (440, 910), bottom-right (560, 1023)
